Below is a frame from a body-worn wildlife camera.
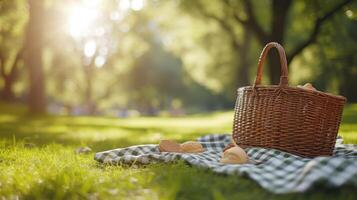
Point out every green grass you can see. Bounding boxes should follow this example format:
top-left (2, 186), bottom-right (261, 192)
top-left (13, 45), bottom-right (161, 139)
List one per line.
top-left (0, 103), bottom-right (356, 199)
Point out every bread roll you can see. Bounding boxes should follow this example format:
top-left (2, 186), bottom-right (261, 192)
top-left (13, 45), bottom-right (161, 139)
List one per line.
top-left (220, 146), bottom-right (249, 164)
top-left (181, 141), bottom-right (204, 153)
top-left (159, 140), bottom-right (182, 153)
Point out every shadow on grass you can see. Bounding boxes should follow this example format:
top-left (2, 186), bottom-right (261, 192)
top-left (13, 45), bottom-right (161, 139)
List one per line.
top-left (0, 113), bottom-right (224, 151)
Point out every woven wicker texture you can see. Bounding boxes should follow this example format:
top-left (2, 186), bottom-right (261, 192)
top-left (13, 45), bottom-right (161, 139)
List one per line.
top-left (232, 42), bottom-right (346, 157)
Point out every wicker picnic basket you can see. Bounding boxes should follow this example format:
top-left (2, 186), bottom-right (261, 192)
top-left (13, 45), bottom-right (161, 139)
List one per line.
top-left (232, 42), bottom-right (346, 157)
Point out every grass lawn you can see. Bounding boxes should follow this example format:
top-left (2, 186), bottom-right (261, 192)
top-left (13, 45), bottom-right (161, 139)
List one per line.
top-left (0, 103), bottom-right (357, 199)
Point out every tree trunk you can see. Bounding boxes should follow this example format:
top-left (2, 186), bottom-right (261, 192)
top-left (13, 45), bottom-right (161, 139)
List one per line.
top-left (0, 49), bottom-right (23, 102)
top-left (24, 0), bottom-right (46, 114)
top-left (2, 76), bottom-right (15, 101)
top-left (266, 51), bottom-right (284, 85)
top-left (236, 29), bottom-right (252, 87)
top-left (265, 0), bottom-right (292, 84)
top-left (84, 55), bottom-right (97, 115)
top-left (84, 69), bottom-right (96, 115)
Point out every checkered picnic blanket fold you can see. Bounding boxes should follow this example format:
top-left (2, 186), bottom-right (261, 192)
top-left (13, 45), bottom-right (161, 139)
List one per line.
top-left (94, 134), bottom-right (357, 194)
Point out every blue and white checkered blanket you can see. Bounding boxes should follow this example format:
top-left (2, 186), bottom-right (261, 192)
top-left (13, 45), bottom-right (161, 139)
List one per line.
top-left (95, 134), bottom-right (357, 193)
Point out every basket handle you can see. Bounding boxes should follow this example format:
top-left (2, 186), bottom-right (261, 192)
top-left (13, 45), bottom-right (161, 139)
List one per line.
top-left (253, 42), bottom-right (289, 87)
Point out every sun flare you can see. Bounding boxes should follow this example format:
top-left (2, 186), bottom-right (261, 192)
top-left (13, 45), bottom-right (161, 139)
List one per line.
top-left (67, 6), bottom-right (98, 38)
top-left (66, 0), bottom-right (145, 38)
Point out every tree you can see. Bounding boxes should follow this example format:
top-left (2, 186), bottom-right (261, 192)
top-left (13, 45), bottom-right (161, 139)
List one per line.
top-left (126, 35), bottom-right (184, 114)
top-left (179, 0), bottom-right (353, 84)
top-left (0, 49), bottom-right (23, 101)
top-left (24, 0), bottom-right (46, 113)
top-left (0, 0), bottom-right (27, 101)
top-left (311, 9), bottom-right (357, 102)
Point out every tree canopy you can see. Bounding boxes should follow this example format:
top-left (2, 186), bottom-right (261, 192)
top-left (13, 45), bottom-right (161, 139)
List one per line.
top-left (0, 0), bottom-right (356, 115)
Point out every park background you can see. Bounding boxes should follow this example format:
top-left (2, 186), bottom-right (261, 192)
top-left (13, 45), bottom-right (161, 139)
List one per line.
top-left (0, 0), bottom-right (357, 199)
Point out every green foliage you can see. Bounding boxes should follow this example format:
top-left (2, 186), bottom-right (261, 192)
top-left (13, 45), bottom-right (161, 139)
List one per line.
top-left (0, 0), bottom-right (27, 52)
top-left (0, 0), bottom-right (27, 92)
top-left (166, 0), bottom-right (356, 99)
top-left (158, 0), bottom-right (248, 92)
top-left (1, 0), bottom-right (357, 114)
top-left (315, 8), bottom-right (357, 101)
top-left (288, 1), bottom-right (357, 101)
